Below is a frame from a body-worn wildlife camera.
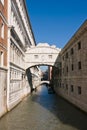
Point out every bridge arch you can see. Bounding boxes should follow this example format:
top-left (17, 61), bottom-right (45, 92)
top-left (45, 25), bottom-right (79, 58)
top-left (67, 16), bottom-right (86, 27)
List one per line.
top-left (25, 43), bottom-right (61, 69)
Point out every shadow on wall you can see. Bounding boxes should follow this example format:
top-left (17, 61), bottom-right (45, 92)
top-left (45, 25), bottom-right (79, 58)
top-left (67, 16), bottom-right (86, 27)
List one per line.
top-left (49, 52), bottom-right (61, 90)
top-left (26, 68), bottom-right (33, 92)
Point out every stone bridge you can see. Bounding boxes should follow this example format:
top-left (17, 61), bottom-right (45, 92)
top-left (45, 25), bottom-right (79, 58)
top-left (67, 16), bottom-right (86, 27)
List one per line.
top-left (25, 43), bottom-right (61, 69)
top-left (40, 80), bottom-right (50, 85)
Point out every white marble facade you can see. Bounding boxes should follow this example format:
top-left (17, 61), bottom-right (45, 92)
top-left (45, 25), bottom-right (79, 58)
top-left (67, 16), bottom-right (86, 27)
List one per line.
top-left (7, 0), bottom-right (36, 110)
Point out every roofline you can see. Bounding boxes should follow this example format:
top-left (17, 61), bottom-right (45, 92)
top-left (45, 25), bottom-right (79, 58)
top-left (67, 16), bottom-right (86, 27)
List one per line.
top-left (24, 0), bottom-right (36, 46)
top-left (61, 19), bottom-right (87, 53)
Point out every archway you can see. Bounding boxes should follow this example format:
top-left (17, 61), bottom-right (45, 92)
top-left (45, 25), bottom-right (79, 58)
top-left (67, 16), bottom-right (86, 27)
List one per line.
top-left (25, 43), bottom-right (61, 69)
top-left (25, 43), bottom-right (61, 92)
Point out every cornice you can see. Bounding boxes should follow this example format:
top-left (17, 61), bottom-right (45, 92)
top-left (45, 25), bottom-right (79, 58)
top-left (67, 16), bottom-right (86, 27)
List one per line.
top-left (11, 0), bottom-right (33, 47)
top-left (10, 62), bottom-right (25, 71)
top-left (10, 35), bottom-right (25, 56)
top-left (0, 11), bottom-right (8, 25)
top-left (61, 20), bottom-right (87, 54)
top-left (0, 42), bottom-right (7, 50)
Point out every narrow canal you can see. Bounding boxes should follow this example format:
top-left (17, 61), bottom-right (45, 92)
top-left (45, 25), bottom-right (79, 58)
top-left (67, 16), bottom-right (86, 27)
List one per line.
top-left (0, 85), bottom-right (87, 130)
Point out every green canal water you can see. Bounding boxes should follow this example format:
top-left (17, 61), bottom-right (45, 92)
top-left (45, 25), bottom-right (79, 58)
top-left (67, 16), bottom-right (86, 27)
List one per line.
top-left (0, 85), bottom-right (87, 130)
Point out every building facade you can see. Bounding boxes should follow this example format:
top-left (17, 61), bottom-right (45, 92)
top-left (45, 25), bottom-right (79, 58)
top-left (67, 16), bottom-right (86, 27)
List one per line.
top-left (0, 0), bottom-right (8, 117)
top-left (53, 20), bottom-right (87, 112)
top-left (7, 0), bottom-right (36, 110)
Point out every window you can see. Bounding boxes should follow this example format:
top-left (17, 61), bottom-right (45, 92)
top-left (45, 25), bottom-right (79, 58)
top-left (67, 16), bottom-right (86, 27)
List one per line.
top-left (71, 48), bottom-right (74, 55)
top-left (66, 66), bottom-right (68, 72)
top-left (34, 55), bottom-right (38, 59)
top-left (62, 56), bottom-right (64, 60)
top-left (1, 23), bottom-right (4, 39)
top-left (71, 85), bottom-right (74, 92)
top-left (78, 61), bottom-right (81, 70)
top-left (66, 84), bottom-right (68, 90)
top-left (49, 55), bottom-right (52, 59)
top-left (71, 64), bottom-right (74, 71)
top-left (66, 52), bottom-right (68, 58)
top-left (62, 83), bottom-right (64, 88)
top-left (62, 68), bottom-right (64, 74)
top-left (78, 41), bottom-right (81, 50)
top-left (78, 86), bottom-right (81, 95)
top-left (0, 51), bottom-right (4, 66)
top-left (0, 0), bottom-right (4, 5)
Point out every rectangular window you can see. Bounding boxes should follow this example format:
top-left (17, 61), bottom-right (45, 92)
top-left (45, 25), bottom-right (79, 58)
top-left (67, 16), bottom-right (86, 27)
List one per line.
top-left (71, 64), bottom-right (74, 71)
top-left (71, 85), bottom-right (74, 92)
top-left (1, 23), bottom-right (4, 39)
top-left (78, 61), bottom-right (81, 70)
top-left (78, 86), bottom-right (81, 95)
top-left (66, 66), bottom-right (68, 72)
top-left (78, 41), bottom-right (81, 50)
top-left (66, 84), bottom-right (68, 90)
top-left (34, 55), bottom-right (38, 59)
top-left (62, 56), bottom-right (64, 60)
top-left (0, 51), bottom-right (4, 66)
top-left (71, 48), bottom-right (74, 55)
top-left (49, 55), bottom-right (52, 59)
top-left (66, 52), bottom-right (68, 58)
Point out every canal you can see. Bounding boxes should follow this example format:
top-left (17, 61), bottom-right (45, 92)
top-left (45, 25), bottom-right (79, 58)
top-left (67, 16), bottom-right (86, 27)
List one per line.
top-left (0, 85), bottom-right (87, 130)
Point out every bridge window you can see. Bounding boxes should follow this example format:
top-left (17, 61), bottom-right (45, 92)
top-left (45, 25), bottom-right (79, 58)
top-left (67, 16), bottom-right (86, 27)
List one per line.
top-left (49, 55), bottom-right (52, 59)
top-left (34, 55), bottom-right (38, 59)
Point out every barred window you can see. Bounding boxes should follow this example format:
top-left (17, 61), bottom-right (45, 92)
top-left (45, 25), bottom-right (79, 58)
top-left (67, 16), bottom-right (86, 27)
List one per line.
top-left (71, 85), bottom-right (74, 92)
top-left (71, 48), bottom-right (74, 55)
top-left (71, 64), bottom-right (74, 71)
top-left (78, 61), bottom-right (81, 70)
top-left (78, 41), bottom-right (81, 50)
top-left (34, 55), bottom-right (38, 59)
top-left (78, 86), bottom-right (81, 95)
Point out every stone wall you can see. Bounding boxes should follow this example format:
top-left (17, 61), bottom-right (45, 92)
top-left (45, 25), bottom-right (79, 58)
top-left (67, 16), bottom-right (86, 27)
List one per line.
top-left (53, 20), bottom-right (87, 112)
top-left (0, 68), bottom-right (7, 117)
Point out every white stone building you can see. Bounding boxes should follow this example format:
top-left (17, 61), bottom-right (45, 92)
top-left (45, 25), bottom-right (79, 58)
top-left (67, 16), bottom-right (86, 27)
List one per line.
top-left (53, 20), bottom-right (87, 112)
top-left (0, 0), bottom-right (8, 117)
top-left (7, 0), bottom-right (36, 110)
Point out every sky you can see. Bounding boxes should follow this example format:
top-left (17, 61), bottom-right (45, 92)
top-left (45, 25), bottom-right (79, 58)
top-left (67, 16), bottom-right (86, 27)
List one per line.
top-left (26, 0), bottom-right (87, 48)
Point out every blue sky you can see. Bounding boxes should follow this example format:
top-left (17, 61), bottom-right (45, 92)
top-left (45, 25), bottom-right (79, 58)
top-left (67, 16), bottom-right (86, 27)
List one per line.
top-left (26, 0), bottom-right (87, 48)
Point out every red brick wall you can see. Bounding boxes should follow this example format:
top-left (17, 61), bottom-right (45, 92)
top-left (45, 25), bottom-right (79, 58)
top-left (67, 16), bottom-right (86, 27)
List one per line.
top-left (0, 0), bottom-right (8, 66)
